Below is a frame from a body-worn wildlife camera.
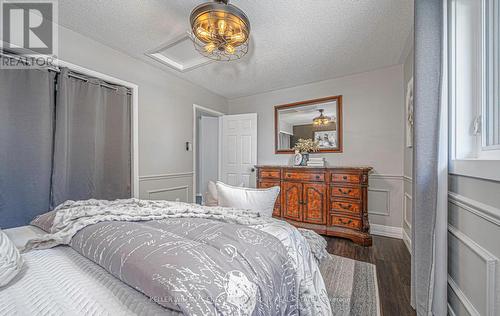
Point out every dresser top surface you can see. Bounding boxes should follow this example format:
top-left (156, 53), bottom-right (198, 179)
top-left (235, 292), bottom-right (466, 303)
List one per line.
top-left (255, 165), bottom-right (373, 171)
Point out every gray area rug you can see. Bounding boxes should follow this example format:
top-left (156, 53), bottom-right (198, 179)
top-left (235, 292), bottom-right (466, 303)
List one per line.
top-left (320, 254), bottom-right (381, 316)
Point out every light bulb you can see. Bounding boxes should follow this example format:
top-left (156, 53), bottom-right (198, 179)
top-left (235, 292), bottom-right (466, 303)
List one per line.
top-left (196, 27), bottom-right (211, 40)
top-left (230, 33), bottom-right (245, 42)
top-left (225, 44), bottom-right (235, 54)
top-left (204, 42), bottom-right (217, 53)
top-left (218, 20), bottom-right (227, 36)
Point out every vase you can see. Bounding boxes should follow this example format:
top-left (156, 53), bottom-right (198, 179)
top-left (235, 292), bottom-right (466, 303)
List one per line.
top-left (301, 152), bottom-right (309, 166)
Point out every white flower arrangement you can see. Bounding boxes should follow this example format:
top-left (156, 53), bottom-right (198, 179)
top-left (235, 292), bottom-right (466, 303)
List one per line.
top-left (293, 138), bottom-right (320, 153)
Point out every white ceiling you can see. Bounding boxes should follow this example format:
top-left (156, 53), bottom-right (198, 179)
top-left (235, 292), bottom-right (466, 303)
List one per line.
top-left (58, 0), bottom-right (414, 99)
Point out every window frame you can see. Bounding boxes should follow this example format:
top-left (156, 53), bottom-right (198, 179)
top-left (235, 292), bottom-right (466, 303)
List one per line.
top-left (482, 0), bottom-right (500, 152)
top-left (449, 0), bottom-right (500, 181)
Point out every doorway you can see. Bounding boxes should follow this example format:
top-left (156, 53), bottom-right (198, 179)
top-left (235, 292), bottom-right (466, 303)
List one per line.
top-left (193, 105), bottom-right (258, 204)
top-left (193, 104), bottom-right (223, 204)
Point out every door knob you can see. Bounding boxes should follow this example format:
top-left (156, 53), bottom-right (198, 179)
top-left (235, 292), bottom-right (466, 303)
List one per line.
top-left (251, 168), bottom-right (255, 172)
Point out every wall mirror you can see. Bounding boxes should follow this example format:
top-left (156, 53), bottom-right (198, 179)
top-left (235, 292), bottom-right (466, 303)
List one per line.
top-left (275, 95), bottom-right (343, 153)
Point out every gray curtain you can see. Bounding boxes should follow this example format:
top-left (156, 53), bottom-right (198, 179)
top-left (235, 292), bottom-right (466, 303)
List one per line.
top-left (0, 69), bottom-right (56, 229)
top-left (51, 68), bottom-right (131, 207)
top-left (412, 0), bottom-right (447, 315)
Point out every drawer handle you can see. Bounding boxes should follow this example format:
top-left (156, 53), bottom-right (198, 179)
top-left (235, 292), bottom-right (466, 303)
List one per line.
top-left (315, 175), bottom-right (320, 179)
top-left (338, 218), bottom-right (353, 225)
top-left (340, 204), bottom-right (353, 210)
top-left (339, 188), bottom-right (352, 195)
top-left (343, 175), bottom-right (348, 180)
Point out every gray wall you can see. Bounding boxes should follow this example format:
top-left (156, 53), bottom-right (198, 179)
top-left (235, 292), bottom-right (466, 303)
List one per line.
top-left (402, 43), bottom-right (414, 251)
top-left (58, 26), bottom-right (228, 203)
top-left (448, 175), bottom-right (500, 315)
top-left (228, 65), bottom-right (406, 232)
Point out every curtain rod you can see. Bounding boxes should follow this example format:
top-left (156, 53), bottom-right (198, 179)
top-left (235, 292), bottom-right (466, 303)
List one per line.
top-left (0, 51), bottom-right (132, 95)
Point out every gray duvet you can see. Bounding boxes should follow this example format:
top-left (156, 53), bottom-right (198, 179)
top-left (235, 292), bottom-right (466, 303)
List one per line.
top-left (25, 199), bottom-right (332, 315)
top-left (70, 218), bottom-right (297, 315)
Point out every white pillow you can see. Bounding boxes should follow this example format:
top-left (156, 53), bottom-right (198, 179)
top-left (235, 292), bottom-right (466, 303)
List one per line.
top-left (216, 181), bottom-right (280, 217)
top-left (0, 229), bottom-right (23, 287)
top-left (204, 181), bottom-right (219, 206)
top-left (205, 180), bottom-right (245, 206)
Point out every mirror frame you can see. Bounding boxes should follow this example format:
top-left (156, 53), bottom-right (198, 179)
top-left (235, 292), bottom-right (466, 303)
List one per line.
top-left (274, 95), bottom-right (343, 154)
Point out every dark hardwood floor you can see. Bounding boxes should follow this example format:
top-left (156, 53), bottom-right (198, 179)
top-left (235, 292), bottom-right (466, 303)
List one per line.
top-left (325, 235), bottom-right (415, 316)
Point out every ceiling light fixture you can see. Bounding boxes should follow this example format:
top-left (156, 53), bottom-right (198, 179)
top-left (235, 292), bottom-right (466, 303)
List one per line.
top-left (313, 109), bottom-right (332, 126)
top-left (189, 0), bottom-right (250, 61)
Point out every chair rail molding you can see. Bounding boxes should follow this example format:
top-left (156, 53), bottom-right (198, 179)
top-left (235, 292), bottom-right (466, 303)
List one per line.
top-left (403, 175), bottom-right (412, 183)
top-left (448, 224), bottom-right (498, 316)
top-left (139, 172), bottom-right (195, 182)
top-left (369, 174), bottom-right (405, 181)
top-left (448, 192), bottom-right (500, 227)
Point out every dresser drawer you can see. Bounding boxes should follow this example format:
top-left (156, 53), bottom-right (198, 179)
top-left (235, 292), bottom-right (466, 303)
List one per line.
top-left (331, 173), bottom-right (360, 184)
top-left (259, 169), bottom-right (280, 179)
top-left (284, 171), bottom-right (324, 182)
top-left (330, 215), bottom-right (361, 230)
top-left (331, 200), bottom-right (361, 215)
top-left (331, 186), bottom-right (361, 199)
top-left (257, 181), bottom-right (281, 203)
top-left (257, 180), bottom-right (280, 189)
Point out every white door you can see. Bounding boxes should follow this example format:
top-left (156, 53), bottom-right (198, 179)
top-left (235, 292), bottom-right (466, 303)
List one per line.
top-left (199, 116), bottom-right (219, 197)
top-left (221, 113), bottom-right (258, 187)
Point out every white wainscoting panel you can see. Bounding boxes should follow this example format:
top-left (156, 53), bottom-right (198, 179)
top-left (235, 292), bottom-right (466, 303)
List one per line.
top-left (448, 276), bottom-right (481, 316)
top-left (447, 303), bottom-right (458, 316)
top-left (147, 185), bottom-right (189, 201)
top-left (402, 227), bottom-right (411, 254)
top-left (447, 192), bottom-right (500, 316)
top-left (404, 193), bottom-right (412, 229)
top-left (448, 224), bottom-right (498, 316)
top-left (448, 192), bottom-right (500, 226)
top-left (139, 172), bottom-right (194, 203)
top-left (368, 174), bottom-right (404, 229)
top-left (367, 188), bottom-right (391, 216)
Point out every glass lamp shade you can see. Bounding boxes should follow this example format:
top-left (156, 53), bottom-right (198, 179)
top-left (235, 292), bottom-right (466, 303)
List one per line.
top-left (190, 0), bottom-right (250, 61)
top-left (313, 109), bottom-right (332, 126)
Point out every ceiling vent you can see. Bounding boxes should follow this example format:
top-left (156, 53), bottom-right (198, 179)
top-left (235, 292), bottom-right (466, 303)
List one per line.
top-left (146, 34), bottom-right (213, 72)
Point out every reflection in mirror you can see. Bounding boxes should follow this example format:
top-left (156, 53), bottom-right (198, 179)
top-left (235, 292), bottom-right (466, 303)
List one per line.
top-left (275, 96), bottom-right (342, 153)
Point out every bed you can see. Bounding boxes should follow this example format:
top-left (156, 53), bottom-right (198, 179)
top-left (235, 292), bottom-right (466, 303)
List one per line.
top-left (2, 226), bottom-right (175, 315)
top-left (1, 199), bottom-right (333, 315)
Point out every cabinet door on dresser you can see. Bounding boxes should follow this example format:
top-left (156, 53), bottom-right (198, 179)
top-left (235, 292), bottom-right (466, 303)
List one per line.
top-left (302, 183), bottom-right (327, 224)
top-left (282, 181), bottom-right (302, 221)
top-left (257, 180), bottom-right (281, 217)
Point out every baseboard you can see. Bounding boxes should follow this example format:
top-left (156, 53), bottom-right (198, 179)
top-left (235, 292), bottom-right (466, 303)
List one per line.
top-left (402, 228), bottom-right (412, 254)
top-left (370, 224), bottom-right (403, 239)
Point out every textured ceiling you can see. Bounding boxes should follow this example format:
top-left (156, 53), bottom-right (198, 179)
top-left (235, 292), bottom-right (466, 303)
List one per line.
top-left (58, 0), bottom-right (414, 99)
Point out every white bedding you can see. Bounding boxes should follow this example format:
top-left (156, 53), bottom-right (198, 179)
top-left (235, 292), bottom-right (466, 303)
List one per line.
top-left (0, 244), bottom-right (178, 315)
top-left (3, 225), bottom-right (46, 249)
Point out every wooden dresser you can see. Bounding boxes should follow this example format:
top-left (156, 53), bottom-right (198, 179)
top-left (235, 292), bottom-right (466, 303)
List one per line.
top-left (256, 165), bottom-right (373, 246)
